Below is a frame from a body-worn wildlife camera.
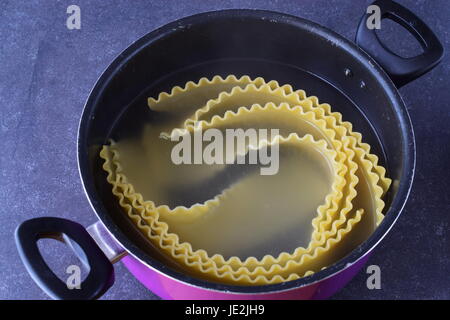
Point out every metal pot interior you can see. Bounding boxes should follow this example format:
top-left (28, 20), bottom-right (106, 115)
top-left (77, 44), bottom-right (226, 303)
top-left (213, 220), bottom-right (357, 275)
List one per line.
top-left (78, 10), bottom-right (414, 293)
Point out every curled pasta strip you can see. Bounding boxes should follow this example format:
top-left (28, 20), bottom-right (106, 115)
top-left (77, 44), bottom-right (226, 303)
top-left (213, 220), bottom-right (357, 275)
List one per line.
top-left (100, 75), bottom-right (390, 284)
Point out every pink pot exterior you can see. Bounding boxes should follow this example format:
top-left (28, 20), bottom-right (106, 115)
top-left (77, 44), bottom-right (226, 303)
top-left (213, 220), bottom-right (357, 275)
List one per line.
top-left (121, 253), bottom-right (371, 300)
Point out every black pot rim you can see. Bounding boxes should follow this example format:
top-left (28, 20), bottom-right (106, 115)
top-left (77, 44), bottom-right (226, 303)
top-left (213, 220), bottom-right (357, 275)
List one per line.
top-left (77, 9), bottom-right (416, 294)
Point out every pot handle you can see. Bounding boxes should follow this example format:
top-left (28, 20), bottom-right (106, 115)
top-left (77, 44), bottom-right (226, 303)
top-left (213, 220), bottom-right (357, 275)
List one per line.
top-left (356, 0), bottom-right (444, 87)
top-left (15, 217), bottom-right (114, 300)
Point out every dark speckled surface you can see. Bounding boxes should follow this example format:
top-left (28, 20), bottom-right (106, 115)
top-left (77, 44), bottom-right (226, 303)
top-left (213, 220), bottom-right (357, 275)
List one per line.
top-left (0, 0), bottom-right (448, 300)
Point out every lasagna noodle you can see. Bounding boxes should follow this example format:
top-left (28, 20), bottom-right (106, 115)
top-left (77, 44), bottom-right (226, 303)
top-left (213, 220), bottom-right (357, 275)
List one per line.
top-left (99, 75), bottom-right (391, 284)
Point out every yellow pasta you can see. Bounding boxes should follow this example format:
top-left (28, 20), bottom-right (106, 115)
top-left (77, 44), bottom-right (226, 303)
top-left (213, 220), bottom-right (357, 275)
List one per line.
top-left (99, 75), bottom-right (391, 285)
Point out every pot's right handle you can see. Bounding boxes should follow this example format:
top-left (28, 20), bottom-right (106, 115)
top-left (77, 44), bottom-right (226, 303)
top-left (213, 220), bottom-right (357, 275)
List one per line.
top-left (356, 0), bottom-right (444, 87)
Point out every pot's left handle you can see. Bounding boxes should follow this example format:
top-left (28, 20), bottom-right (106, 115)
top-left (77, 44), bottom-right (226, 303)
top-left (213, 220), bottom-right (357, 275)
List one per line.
top-left (15, 217), bottom-right (115, 300)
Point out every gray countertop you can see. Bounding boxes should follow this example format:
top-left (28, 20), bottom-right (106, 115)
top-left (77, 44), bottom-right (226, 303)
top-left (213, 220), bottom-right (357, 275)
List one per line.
top-left (0, 0), bottom-right (448, 300)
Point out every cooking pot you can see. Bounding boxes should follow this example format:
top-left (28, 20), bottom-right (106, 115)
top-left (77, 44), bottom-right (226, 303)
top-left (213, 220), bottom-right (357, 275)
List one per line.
top-left (15, 0), bottom-right (443, 299)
